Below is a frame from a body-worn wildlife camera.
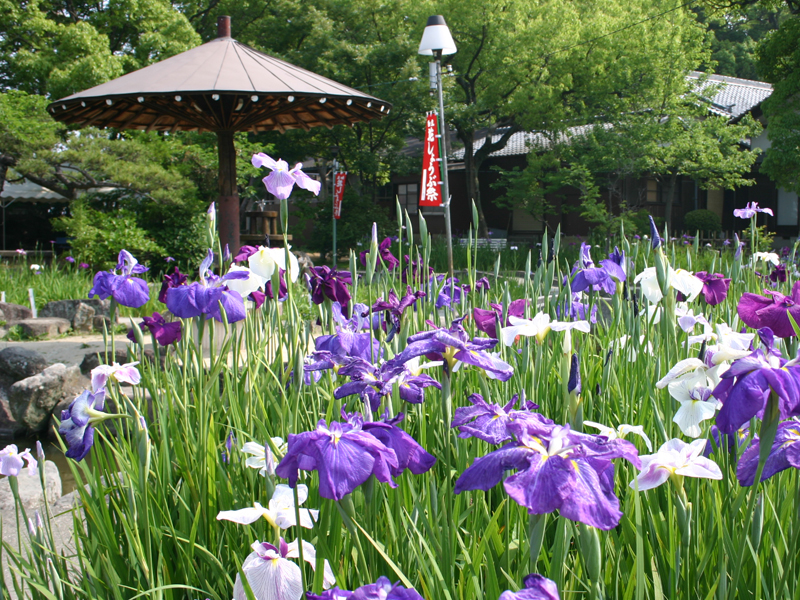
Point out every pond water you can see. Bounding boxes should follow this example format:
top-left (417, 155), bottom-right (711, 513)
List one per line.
top-left (0, 437), bottom-right (82, 495)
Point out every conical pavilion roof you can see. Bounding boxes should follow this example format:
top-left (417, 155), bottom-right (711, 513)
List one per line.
top-left (48, 34), bottom-right (390, 133)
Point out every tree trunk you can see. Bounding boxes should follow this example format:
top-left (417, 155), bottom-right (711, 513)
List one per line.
top-left (463, 135), bottom-right (490, 238)
top-left (216, 130), bottom-right (239, 253)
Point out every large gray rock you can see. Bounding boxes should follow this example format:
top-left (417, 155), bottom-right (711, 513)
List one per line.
top-left (0, 347), bottom-right (48, 381)
top-left (9, 364), bottom-right (82, 432)
top-left (40, 299), bottom-right (112, 332)
top-left (0, 302), bottom-right (32, 323)
top-left (14, 318), bottom-right (71, 339)
top-left (0, 460), bottom-right (61, 512)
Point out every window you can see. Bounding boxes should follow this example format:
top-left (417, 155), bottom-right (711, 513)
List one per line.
top-left (397, 183), bottom-right (419, 214)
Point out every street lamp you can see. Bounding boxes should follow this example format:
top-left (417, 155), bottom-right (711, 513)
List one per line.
top-left (419, 15), bottom-right (456, 279)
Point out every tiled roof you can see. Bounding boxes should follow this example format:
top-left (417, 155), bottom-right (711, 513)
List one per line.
top-left (452, 73), bottom-right (772, 160)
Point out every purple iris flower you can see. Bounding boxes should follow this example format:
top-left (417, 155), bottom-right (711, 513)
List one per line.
top-left (734, 202), bottom-right (774, 219)
top-left (390, 316), bottom-right (513, 381)
top-left (475, 277), bottom-right (491, 291)
top-left (88, 250), bottom-right (150, 308)
top-left (556, 294), bottom-right (598, 323)
top-left (158, 267), bottom-right (188, 303)
top-left (695, 272), bottom-right (731, 306)
top-left (359, 237), bottom-right (399, 271)
top-left (370, 286), bottom-right (425, 341)
top-left (436, 278), bottom-right (464, 308)
top-left (734, 233), bottom-right (744, 261)
top-left (737, 281), bottom-right (800, 338)
top-left (499, 574), bottom-right (560, 600)
top-left (65, 256), bottom-right (75, 263)
top-left (737, 418), bottom-right (800, 486)
top-left (275, 415), bottom-right (400, 501)
top-left (165, 250), bottom-right (248, 322)
top-left (713, 349), bottom-right (800, 434)
top-left (59, 389), bottom-right (107, 461)
top-left (568, 354), bottom-right (581, 394)
top-left (451, 393), bottom-right (548, 445)
top-left (310, 302), bottom-right (381, 365)
top-left (354, 411), bottom-right (436, 478)
top-left (263, 270), bottom-right (289, 302)
top-left (79, 262), bottom-right (90, 269)
top-left (165, 256), bottom-right (175, 263)
top-left (333, 357), bottom-right (440, 411)
top-left (350, 577), bottom-right (424, 600)
top-left (473, 299), bottom-right (527, 339)
top-left (252, 153), bottom-right (322, 199)
top-left (770, 264), bottom-right (787, 284)
top-left (569, 244), bottom-right (625, 295)
top-left (306, 267), bottom-right (353, 312)
top-left (127, 312), bottom-right (182, 346)
top-left (233, 245), bottom-right (259, 263)
top-left (704, 424), bottom-right (750, 457)
top-left (455, 421), bottom-right (640, 530)
top-left (649, 216), bottom-right (661, 249)
top-left (401, 256), bottom-right (433, 285)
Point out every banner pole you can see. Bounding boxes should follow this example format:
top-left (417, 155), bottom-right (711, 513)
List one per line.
top-left (332, 159), bottom-right (338, 267)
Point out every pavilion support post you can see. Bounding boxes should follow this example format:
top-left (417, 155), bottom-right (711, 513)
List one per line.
top-left (217, 130), bottom-right (240, 253)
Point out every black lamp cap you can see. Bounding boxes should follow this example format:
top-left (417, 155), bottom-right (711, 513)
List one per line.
top-left (425, 15), bottom-right (447, 27)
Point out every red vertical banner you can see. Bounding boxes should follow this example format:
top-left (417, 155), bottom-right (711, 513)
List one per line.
top-left (333, 172), bottom-right (347, 219)
top-left (419, 112), bottom-right (442, 207)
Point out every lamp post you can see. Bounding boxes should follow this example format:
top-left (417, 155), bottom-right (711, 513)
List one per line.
top-left (419, 15), bottom-right (457, 280)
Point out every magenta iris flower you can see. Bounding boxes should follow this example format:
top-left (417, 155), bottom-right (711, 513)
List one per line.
top-left (391, 316), bottom-right (513, 381)
top-left (770, 264), bottom-right (787, 284)
top-left (401, 255), bottom-right (433, 285)
top-left (733, 202), bottom-right (773, 219)
top-left (455, 421), bottom-right (640, 530)
top-left (359, 237), bottom-right (399, 271)
top-left (88, 250), bottom-right (150, 308)
top-left (713, 349), bottom-right (800, 434)
top-left (306, 267), bottom-right (353, 312)
top-left (127, 312), bottom-right (182, 346)
top-left (737, 419), bottom-right (800, 486)
top-left (695, 271), bottom-right (731, 306)
top-left (65, 256), bottom-right (75, 263)
top-left (158, 267), bottom-right (187, 303)
top-left (451, 393), bottom-right (546, 445)
top-left (275, 411), bottom-right (433, 501)
top-left (737, 281), bottom-right (800, 338)
top-left (473, 299), bottom-right (527, 339)
top-left (165, 250), bottom-right (248, 322)
top-left (499, 574), bottom-right (560, 600)
top-left (252, 153), bottom-right (321, 199)
top-left (370, 286), bottom-right (425, 341)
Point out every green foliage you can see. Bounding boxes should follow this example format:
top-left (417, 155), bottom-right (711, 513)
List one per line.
top-left (294, 188), bottom-right (394, 260)
top-left (744, 223), bottom-right (775, 252)
top-left (758, 15), bottom-right (800, 194)
top-left (684, 208), bottom-right (722, 232)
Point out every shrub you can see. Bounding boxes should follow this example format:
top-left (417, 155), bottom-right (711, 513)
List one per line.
top-left (684, 209), bottom-right (721, 233)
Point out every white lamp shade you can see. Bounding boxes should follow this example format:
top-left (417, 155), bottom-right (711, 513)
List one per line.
top-left (418, 15), bottom-right (457, 55)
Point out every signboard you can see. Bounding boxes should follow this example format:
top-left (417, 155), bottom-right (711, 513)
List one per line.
top-left (333, 171), bottom-right (347, 219)
top-left (419, 112), bottom-right (442, 207)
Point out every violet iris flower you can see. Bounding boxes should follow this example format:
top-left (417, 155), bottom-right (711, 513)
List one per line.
top-left (455, 421), bottom-right (640, 530)
top-left (359, 237), bottom-right (400, 271)
top-left (649, 216), bottom-right (661, 249)
top-left (309, 577), bottom-right (424, 600)
top-left (704, 424), bottom-right (750, 457)
top-left (158, 267), bottom-right (187, 303)
top-left (233, 245), bottom-right (259, 263)
top-left (695, 271), bottom-right (731, 306)
top-left (451, 393), bottom-right (548, 445)
top-left (401, 256), bottom-right (433, 284)
top-left (737, 418), bottom-right (800, 486)
top-left (390, 315), bottom-right (514, 381)
top-left (88, 250), bottom-right (150, 308)
top-left (436, 278), bottom-right (465, 308)
top-left (499, 574), bottom-right (560, 600)
top-left (354, 411), bottom-right (436, 478)
top-left (333, 357), bottom-right (440, 410)
top-left (306, 266), bottom-right (353, 312)
top-left (0, 445), bottom-right (37, 477)
top-left (59, 389), bottom-right (108, 461)
top-left (556, 293), bottom-right (598, 324)
top-left (475, 277), bottom-right (491, 291)
top-left (569, 244), bottom-right (625, 295)
top-left (165, 250), bottom-right (248, 322)
top-left (473, 299), bottom-right (527, 339)
top-left (309, 303), bottom-right (381, 368)
top-left (733, 202), bottom-right (774, 219)
top-left (65, 256), bottom-right (75, 263)
top-left (127, 312), bottom-right (182, 346)
top-left (370, 286), bottom-right (425, 341)
top-left (252, 153), bottom-right (321, 199)
top-left (275, 412), bottom-right (432, 501)
top-left (770, 264), bottom-right (787, 284)
top-left (737, 281), bottom-right (800, 338)
top-left (713, 349), bottom-right (800, 434)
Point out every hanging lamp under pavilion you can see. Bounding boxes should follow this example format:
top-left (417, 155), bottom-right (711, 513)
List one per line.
top-left (47, 16), bottom-right (391, 252)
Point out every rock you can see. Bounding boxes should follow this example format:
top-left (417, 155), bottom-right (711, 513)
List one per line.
top-left (0, 460), bottom-right (61, 512)
top-left (40, 299), bottom-right (113, 332)
top-left (14, 318), bottom-right (71, 339)
top-left (9, 364), bottom-right (82, 432)
top-left (0, 347), bottom-right (48, 381)
top-left (0, 302), bottom-right (32, 323)
top-left (80, 349), bottom-right (162, 375)
top-left (92, 315), bottom-right (112, 332)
